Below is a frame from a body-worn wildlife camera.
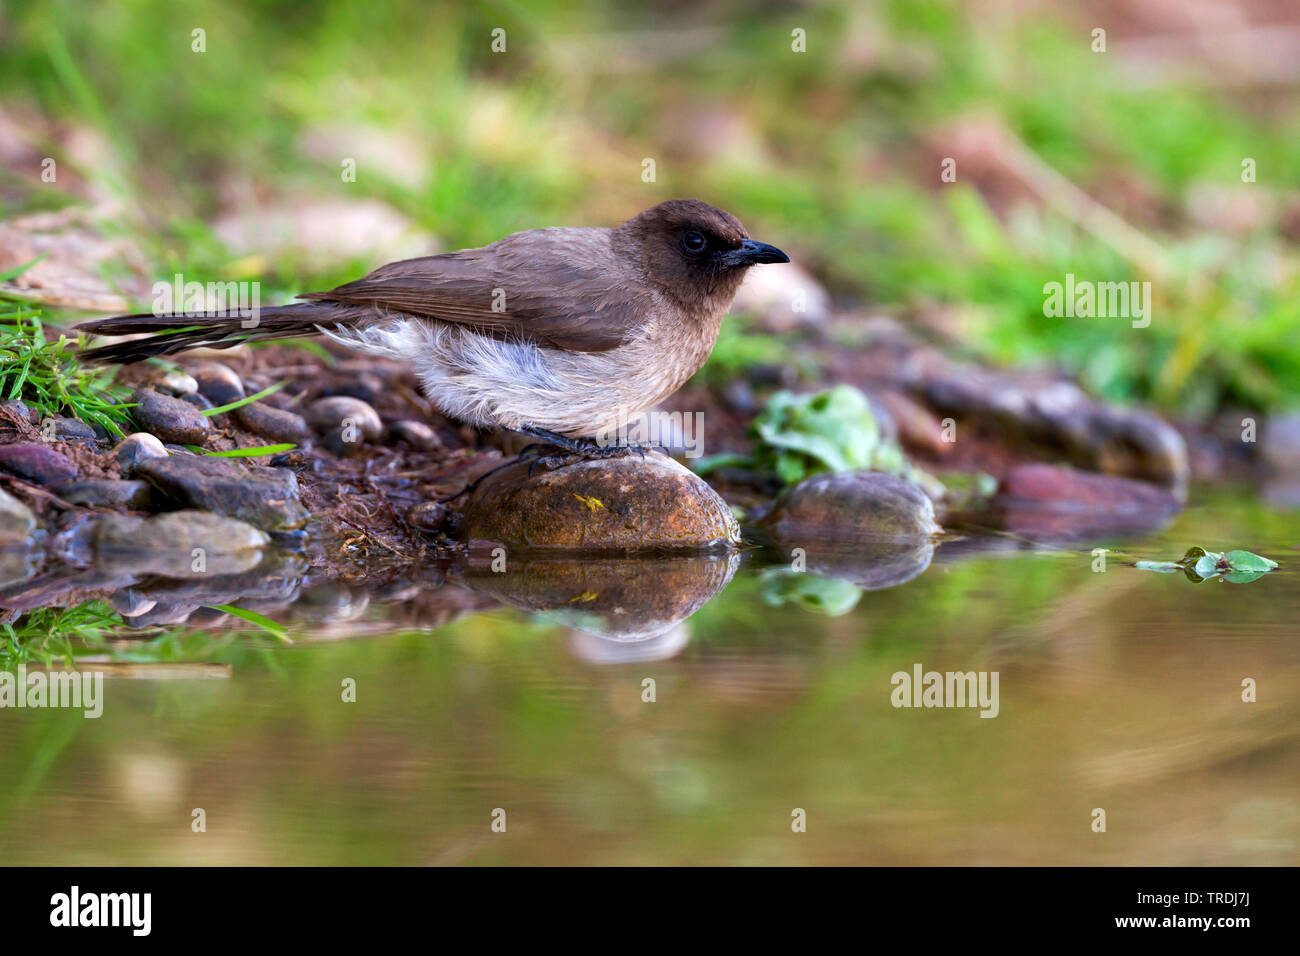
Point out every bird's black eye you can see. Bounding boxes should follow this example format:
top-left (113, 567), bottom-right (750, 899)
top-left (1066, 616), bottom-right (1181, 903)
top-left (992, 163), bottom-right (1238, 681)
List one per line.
top-left (681, 231), bottom-right (707, 254)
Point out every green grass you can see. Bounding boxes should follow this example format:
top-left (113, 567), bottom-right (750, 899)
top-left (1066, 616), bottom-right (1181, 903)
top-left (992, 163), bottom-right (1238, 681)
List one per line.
top-left (0, 304), bottom-right (134, 437)
top-left (0, 601), bottom-right (124, 669)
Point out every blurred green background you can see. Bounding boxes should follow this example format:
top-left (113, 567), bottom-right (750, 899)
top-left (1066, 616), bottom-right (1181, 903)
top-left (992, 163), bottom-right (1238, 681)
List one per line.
top-left (2, 0), bottom-right (1297, 416)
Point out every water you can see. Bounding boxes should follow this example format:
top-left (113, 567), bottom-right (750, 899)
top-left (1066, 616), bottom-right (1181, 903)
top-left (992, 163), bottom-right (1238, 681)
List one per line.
top-left (0, 487), bottom-right (1296, 864)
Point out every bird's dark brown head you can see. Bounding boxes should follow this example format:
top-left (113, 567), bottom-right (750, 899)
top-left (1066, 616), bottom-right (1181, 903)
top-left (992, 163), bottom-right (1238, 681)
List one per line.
top-left (615, 199), bottom-right (790, 311)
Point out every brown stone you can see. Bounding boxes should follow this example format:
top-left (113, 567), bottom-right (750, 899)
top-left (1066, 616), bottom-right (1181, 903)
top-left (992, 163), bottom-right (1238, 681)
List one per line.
top-left (457, 453), bottom-right (739, 552)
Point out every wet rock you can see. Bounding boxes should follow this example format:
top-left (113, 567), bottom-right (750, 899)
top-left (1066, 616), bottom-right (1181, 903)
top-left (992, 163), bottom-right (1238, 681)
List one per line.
top-left (192, 362), bottom-right (245, 407)
top-left (113, 432), bottom-right (169, 477)
top-left (0, 399), bottom-right (37, 425)
top-left (48, 416), bottom-right (98, 443)
top-left (294, 584), bottom-right (370, 623)
top-left (1089, 405), bottom-right (1189, 495)
top-left (387, 419), bottom-right (442, 451)
top-left (456, 552), bottom-right (739, 643)
top-left (181, 392), bottom-right (216, 413)
top-left (998, 464), bottom-right (1181, 511)
top-left (319, 372), bottom-right (388, 407)
top-left (92, 510), bottom-right (270, 577)
top-left (758, 471), bottom-right (941, 547)
top-left (1260, 414), bottom-right (1300, 473)
top-left (154, 370), bottom-right (198, 396)
top-left (458, 454), bottom-right (740, 552)
top-left (126, 602), bottom-right (201, 627)
top-left (61, 479), bottom-right (154, 510)
top-left (0, 442), bottom-right (77, 486)
top-left (235, 401), bottom-right (311, 444)
top-left (135, 550), bottom-right (306, 607)
top-left (0, 487), bottom-right (37, 545)
top-left (306, 396), bottom-right (383, 442)
top-left (849, 329), bottom-right (1190, 489)
top-left (134, 454), bottom-right (309, 530)
top-left (994, 464), bottom-right (1181, 541)
top-left (132, 387), bottom-right (212, 445)
top-left (407, 500), bottom-right (449, 532)
top-left (320, 428), bottom-right (365, 458)
top-left (108, 588), bottom-right (157, 618)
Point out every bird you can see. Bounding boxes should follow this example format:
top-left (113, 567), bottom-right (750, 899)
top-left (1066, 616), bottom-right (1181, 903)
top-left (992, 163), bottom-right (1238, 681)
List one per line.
top-left (77, 199), bottom-right (790, 456)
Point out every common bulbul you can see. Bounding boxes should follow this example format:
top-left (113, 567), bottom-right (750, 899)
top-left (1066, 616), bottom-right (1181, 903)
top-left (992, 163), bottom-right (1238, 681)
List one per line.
top-left (78, 199), bottom-right (789, 454)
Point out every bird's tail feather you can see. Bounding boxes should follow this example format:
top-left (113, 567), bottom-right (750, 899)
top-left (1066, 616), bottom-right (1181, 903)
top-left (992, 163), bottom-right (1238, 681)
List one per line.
top-left (76, 302), bottom-right (360, 364)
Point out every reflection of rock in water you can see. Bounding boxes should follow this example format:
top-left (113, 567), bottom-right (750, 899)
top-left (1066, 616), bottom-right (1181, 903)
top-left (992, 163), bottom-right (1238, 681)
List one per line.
top-left (802, 540), bottom-right (935, 591)
top-left (454, 552), bottom-right (740, 650)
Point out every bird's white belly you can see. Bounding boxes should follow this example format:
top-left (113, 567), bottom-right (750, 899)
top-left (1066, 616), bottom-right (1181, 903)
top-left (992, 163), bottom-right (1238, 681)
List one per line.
top-left (326, 319), bottom-right (676, 437)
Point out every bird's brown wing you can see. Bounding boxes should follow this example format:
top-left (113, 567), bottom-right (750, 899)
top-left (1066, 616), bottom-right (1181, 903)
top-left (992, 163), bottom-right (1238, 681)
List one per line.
top-left (297, 228), bottom-right (644, 352)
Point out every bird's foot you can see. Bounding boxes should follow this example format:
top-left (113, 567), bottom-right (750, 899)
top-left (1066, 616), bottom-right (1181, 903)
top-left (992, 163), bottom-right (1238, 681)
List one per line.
top-left (516, 426), bottom-right (656, 461)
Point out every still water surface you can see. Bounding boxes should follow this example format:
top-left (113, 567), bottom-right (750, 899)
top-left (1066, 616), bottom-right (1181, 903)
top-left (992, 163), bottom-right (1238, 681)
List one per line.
top-left (1, 487), bottom-right (1296, 864)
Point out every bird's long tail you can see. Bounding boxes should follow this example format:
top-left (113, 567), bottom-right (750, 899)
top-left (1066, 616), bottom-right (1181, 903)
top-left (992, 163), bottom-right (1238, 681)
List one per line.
top-left (76, 302), bottom-right (368, 365)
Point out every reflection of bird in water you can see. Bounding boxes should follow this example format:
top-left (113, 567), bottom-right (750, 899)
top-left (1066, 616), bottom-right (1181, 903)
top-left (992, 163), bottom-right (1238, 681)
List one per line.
top-left (567, 622), bottom-right (692, 664)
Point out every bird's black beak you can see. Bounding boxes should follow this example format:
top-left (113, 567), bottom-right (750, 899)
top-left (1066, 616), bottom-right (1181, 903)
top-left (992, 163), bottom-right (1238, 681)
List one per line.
top-left (720, 239), bottom-right (791, 268)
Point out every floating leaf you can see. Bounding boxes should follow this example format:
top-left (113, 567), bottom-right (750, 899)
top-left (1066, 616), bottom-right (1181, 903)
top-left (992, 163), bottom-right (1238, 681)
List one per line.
top-left (1135, 560), bottom-right (1181, 573)
top-left (1223, 550), bottom-right (1278, 572)
top-left (1193, 551), bottom-right (1224, 578)
top-left (1138, 546), bottom-right (1278, 583)
top-left (1221, 569), bottom-right (1268, 584)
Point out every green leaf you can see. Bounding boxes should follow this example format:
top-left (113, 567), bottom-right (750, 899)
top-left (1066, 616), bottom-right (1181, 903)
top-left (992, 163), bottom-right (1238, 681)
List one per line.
top-left (201, 381), bottom-right (286, 416)
top-left (1221, 570), bottom-right (1269, 584)
top-left (1223, 550), bottom-right (1278, 572)
top-left (1135, 560), bottom-right (1182, 573)
top-left (1193, 551), bottom-right (1224, 578)
top-left (0, 255), bottom-right (48, 283)
top-left (195, 443), bottom-right (296, 458)
top-left (760, 569), bottom-right (862, 617)
top-left (207, 604), bottom-right (290, 642)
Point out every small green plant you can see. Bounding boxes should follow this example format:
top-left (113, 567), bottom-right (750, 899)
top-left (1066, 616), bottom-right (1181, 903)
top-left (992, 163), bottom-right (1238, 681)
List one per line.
top-left (1135, 546), bottom-right (1279, 583)
top-left (0, 601), bottom-right (124, 669)
top-left (0, 304), bottom-right (134, 437)
top-left (697, 384), bottom-right (931, 488)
